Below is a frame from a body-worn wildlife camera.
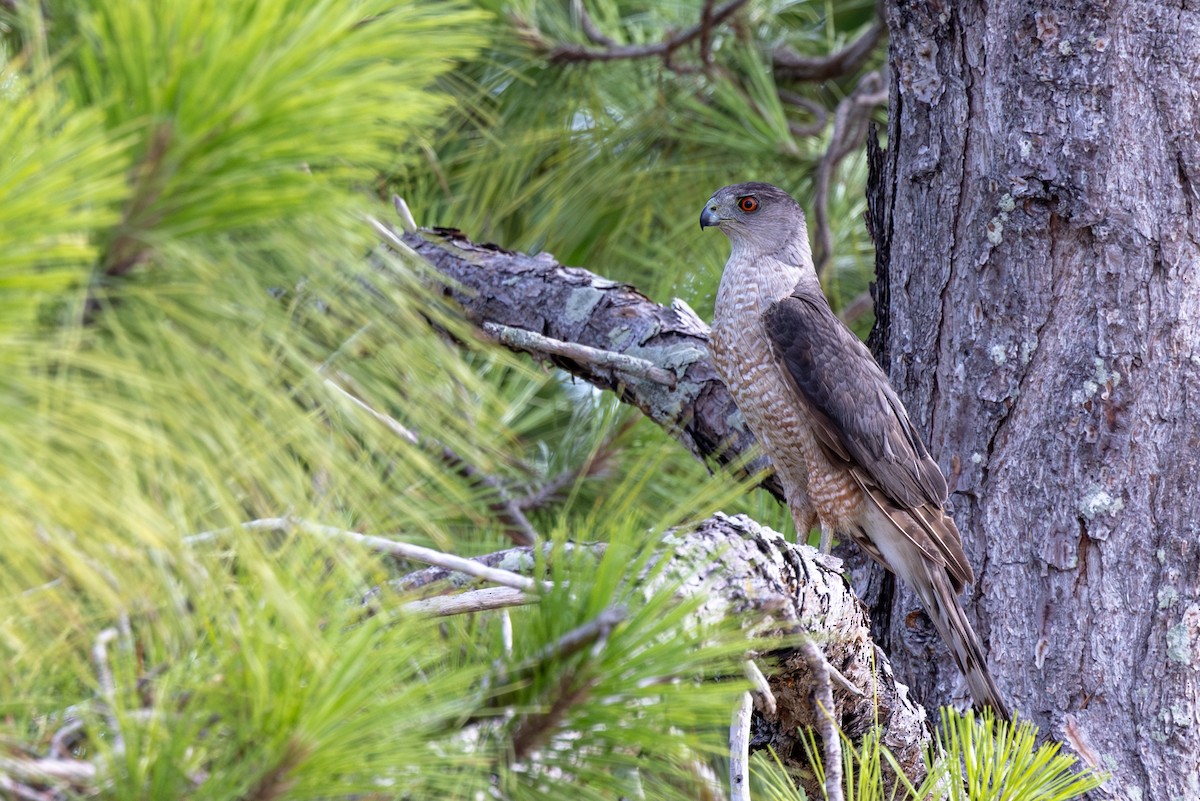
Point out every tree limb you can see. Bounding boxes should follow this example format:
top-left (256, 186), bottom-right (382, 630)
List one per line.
top-left (543, 0), bottom-right (751, 67)
top-left (773, 18), bottom-right (885, 81)
top-left (394, 512), bottom-right (932, 791)
top-left (395, 225), bottom-right (785, 503)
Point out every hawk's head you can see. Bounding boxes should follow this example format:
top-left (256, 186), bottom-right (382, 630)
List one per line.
top-left (699, 182), bottom-right (807, 255)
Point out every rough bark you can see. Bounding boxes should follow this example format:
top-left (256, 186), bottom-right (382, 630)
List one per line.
top-left (398, 512), bottom-right (931, 790)
top-left (874, 2), bottom-right (1200, 797)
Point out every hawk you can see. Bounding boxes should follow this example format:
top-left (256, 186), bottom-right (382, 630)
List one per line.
top-left (701, 182), bottom-right (1009, 718)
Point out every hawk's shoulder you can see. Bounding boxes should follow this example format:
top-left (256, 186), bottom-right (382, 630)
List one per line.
top-left (762, 286), bottom-right (948, 509)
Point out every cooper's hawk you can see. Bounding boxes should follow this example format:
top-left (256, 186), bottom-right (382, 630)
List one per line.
top-left (701, 182), bottom-right (1009, 718)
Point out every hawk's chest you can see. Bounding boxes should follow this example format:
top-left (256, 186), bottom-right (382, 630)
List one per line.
top-left (709, 259), bottom-right (817, 479)
top-left (709, 256), bottom-right (796, 387)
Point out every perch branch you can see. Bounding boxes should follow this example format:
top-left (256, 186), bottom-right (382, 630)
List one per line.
top-left (392, 223), bottom-right (788, 506)
top-left (387, 513), bottom-right (932, 791)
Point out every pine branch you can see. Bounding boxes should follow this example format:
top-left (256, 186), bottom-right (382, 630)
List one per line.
top-left (542, 0), bottom-right (752, 68)
top-left (389, 512), bottom-right (933, 791)
top-left (773, 18), bottom-right (885, 81)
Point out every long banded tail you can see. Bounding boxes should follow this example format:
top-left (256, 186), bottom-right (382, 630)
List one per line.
top-left (912, 559), bottom-right (1011, 720)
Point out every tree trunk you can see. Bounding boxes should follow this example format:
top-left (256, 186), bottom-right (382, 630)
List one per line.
top-left (874, 2), bottom-right (1200, 796)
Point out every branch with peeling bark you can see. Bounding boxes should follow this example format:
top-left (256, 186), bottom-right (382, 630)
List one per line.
top-left (395, 224), bottom-right (786, 503)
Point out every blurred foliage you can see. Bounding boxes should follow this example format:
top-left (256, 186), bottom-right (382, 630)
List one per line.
top-left (0, 1), bottom-right (1099, 800)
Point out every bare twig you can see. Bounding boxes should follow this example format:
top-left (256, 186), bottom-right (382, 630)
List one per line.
top-left (527, 606), bottom-right (626, 666)
top-left (773, 18), bottom-right (884, 81)
top-left (743, 659), bottom-right (777, 716)
top-left (392, 541), bottom-right (586, 594)
top-left (515, 466), bottom-right (580, 511)
top-left (92, 627), bottom-right (125, 757)
top-left (779, 89), bottom-right (829, 138)
top-left (729, 691), bottom-right (753, 801)
top-left (826, 661), bottom-right (866, 698)
top-left (188, 517), bottom-right (550, 593)
top-left (323, 376), bottom-right (420, 444)
top-left (813, 69), bottom-right (886, 281)
top-left (697, 0), bottom-right (718, 66)
top-left (49, 718), bottom-right (85, 759)
top-left (546, 0), bottom-right (751, 66)
top-left (802, 640), bottom-right (844, 801)
top-left (506, 609), bottom-right (624, 761)
top-left (367, 215), bottom-right (423, 262)
top-left (392, 195), bottom-right (418, 233)
top-left (515, 415), bottom-right (631, 512)
top-left (572, 0), bottom-right (616, 47)
top-left (501, 609), bottom-right (515, 657)
top-left (483, 321), bottom-right (677, 388)
top-left (402, 586), bottom-right (535, 617)
top-left (0, 774), bottom-right (54, 801)
top-left (0, 756), bottom-right (96, 789)
top-left (837, 290), bottom-right (875, 329)
top-left (437, 445), bottom-right (541, 547)
top-left (510, 670), bottom-right (600, 762)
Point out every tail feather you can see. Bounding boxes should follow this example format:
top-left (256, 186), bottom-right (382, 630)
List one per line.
top-left (912, 558), bottom-right (1011, 720)
top-left (858, 502), bottom-right (1011, 719)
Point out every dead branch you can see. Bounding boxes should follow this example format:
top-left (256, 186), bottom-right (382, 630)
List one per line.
top-left (390, 512), bottom-right (932, 791)
top-left (0, 755), bottom-right (96, 791)
top-left (393, 224), bottom-right (785, 505)
top-left (401, 586), bottom-right (535, 617)
top-left (773, 18), bottom-right (885, 81)
top-left (324, 373), bottom-right (541, 546)
top-left (813, 69), bottom-right (887, 281)
top-left (779, 89), bottom-right (829, 138)
top-left (729, 692), bottom-right (753, 801)
top-left (187, 517), bottom-right (550, 593)
top-left (483, 321), bottom-right (676, 388)
top-left (803, 640), bottom-right (845, 801)
top-left (544, 0), bottom-right (751, 67)
top-left (572, 0), bottom-right (616, 47)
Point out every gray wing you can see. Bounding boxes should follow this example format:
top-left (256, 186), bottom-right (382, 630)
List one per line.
top-left (762, 288), bottom-right (947, 509)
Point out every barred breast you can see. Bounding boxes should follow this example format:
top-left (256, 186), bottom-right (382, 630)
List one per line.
top-left (710, 255), bottom-right (838, 535)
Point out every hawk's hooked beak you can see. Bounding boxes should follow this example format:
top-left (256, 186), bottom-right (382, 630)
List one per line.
top-left (699, 203), bottom-right (721, 230)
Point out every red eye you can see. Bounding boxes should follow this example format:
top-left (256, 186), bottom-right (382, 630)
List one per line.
top-left (737, 196), bottom-right (759, 212)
